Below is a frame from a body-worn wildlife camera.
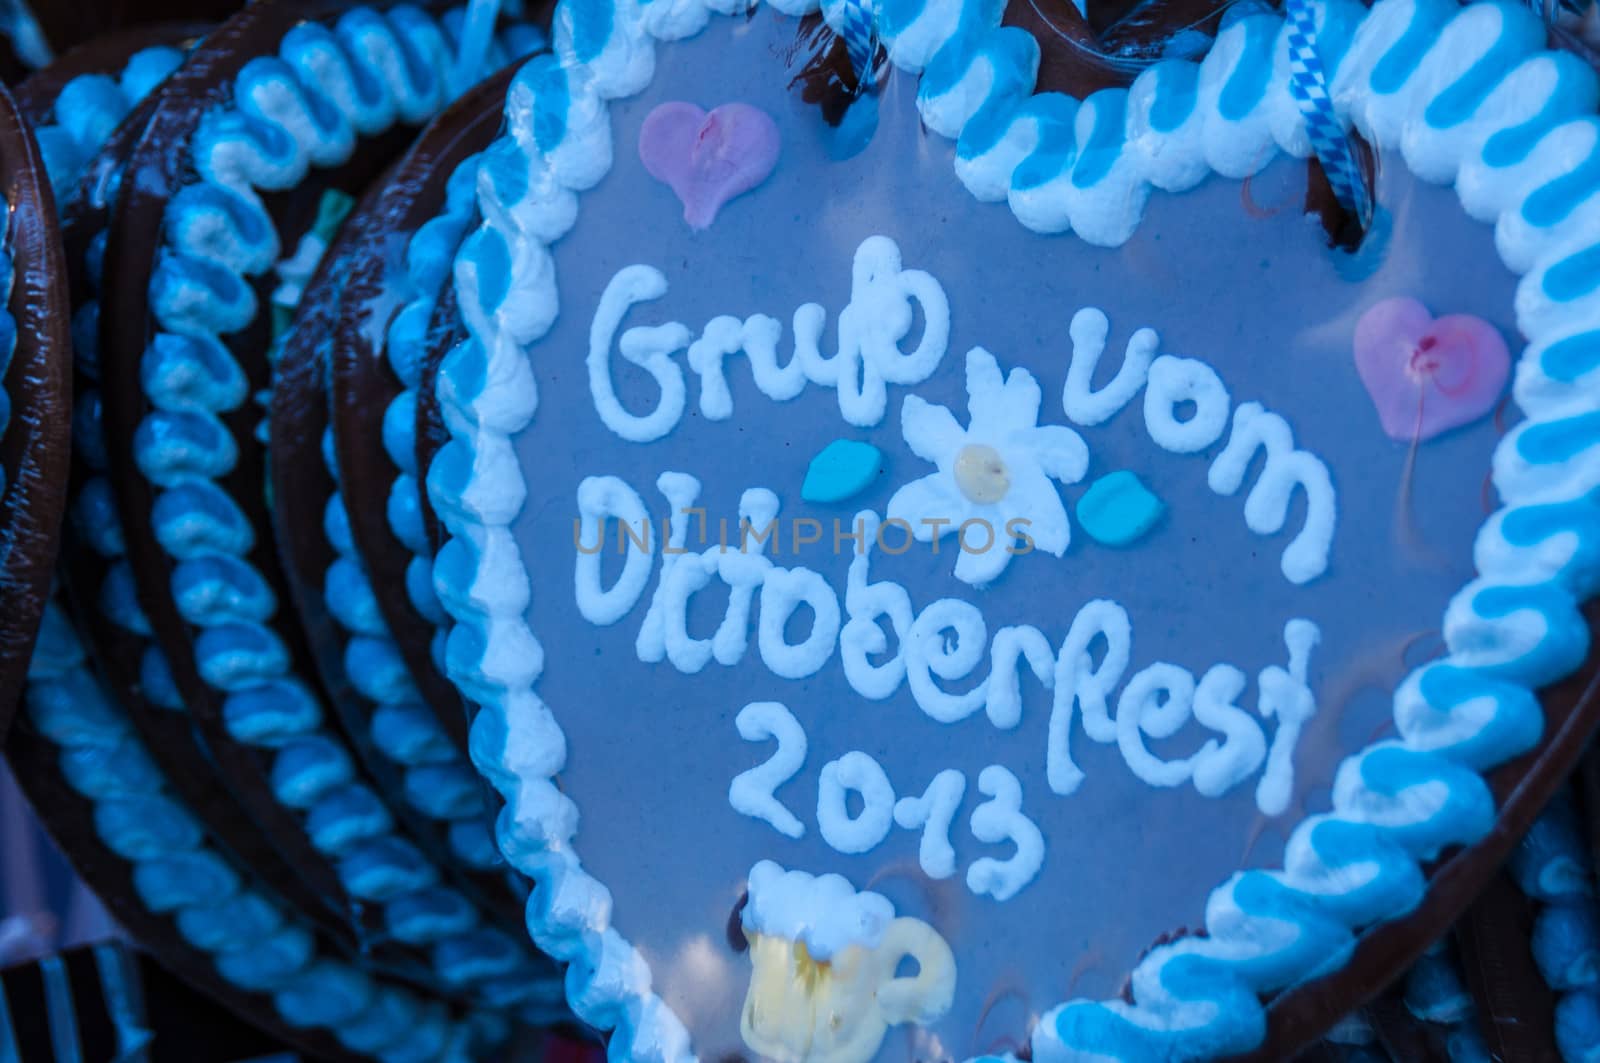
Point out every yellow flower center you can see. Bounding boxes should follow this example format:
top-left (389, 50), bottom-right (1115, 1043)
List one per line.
top-left (954, 443), bottom-right (1010, 504)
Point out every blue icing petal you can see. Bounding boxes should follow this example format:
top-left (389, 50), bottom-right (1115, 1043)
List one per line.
top-left (1071, 91), bottom-right (1127, 189)
top-left (151, 482), bottom-right (255, 559)
top-left (140, 647), bottom-right (184, 711)
top-left (133, 851), bottom-right (240, 913)
top-left (346, 636), bottom-right (419, 705)
top-left (1482, 55), bottom-right (1599, 170)
top-left (150, 249), bottom-right (258, 336)
top-left (1404, 949), bottom-right (1471, 1023)
top-left (1534, 901), bottom-right (1600, 989)
top-left (73, 391), bottom-right (107, 471)
top-left (215, 924), bottom-right (315, 991)
top-left (175, 890), bottom-right (284, 952)
top-left (1557, 989), bottom-right (1600, 1062)
top-left (270, 735), bottom-right (353, 809)
top-left (306, 784), bottom-right (395, 854)
top-left (194, 622), bottom-right (290, 691)
top-left (1545, 244), bottom-right (1600, 304)
top-left (333, 989), bottom-right (412, 1055)
top-left (324, 491), bottom-right (355, 555)
top-left (1370, 0), bottom-right (1458, 95)
top-left (96, 796), bottom-right (203, 860)
top-left (28, 671), bottom-right (128, 748)
top-left (434, 928), bottom-right (523, 986)
top-left (140, 333), bottom-right (251, 414)
top-left (382, 388), bottom-right (418, 474)
top-left (1076, 471), bottom-right (1165, 547)
top-left (406, 555), bottom-right (444, 624)
top-left (325, 557), bottom-right (385, 637)
top-left (58, 740), bottom-right (163, 799)
top-left (99, 561), bottom-right (152, 636)
top-left (274, 962), bottom-right (375, 1029)
top-left (387, 474), bottom-right (428, 553)
top-left (167, 182), bottom-right (278, 275)
top-left (223, 678), bottom-right (323, 745)
top-left (119, 46), bottom-right (185, 101)
top-left (72, 478), bottom-right (124, 558)
top-left (1422, 1), bottom-right (1546, 130)
top-left (172, 554), bottom-right (277, 626)
top-left (1215, 14), bottom-right (1278, 122)
top-left (338, 837), bottom-right (437, 901)
top-left (371, 703), bottom-right (453, 765)
top-left (402, 764), bottom-right (480, 820)
top-left (447, 818), bottom-right (502, 870)
top-left (1511, 796), bottom-right (1593, 901)
top-left (801, 439), bottom-right (882, 504)
top-left (385, 886), bottom-right (477, 944)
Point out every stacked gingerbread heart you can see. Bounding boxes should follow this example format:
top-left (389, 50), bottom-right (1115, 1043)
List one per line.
top-left (2, 1), bottom-right (1600, 1062)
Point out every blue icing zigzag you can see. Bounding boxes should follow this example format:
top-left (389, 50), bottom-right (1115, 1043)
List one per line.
top-left (22, 602), bottom-right (495, 1062)
top-left (379, 152), bottom-right (489, 671)
top-left (105, 4), bottom-right (555, 1014)
top-left (425, 0), bottom-right (1600, 1060)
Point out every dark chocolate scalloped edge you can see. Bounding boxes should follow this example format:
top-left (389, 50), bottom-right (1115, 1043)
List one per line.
top-left (268, 89), bottom-right (542, 940)
top-left (96, 0), bottom-right (461, 990)
top-left (328, 66), bottom-right (525, 760)
top-left (0, 79), bottom-right (71, 743)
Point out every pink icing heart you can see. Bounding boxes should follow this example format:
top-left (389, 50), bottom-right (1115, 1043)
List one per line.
top-left (639, 101), bottom-right (780, 231)
top-left (1353, 296), bottom-right (1512, 443)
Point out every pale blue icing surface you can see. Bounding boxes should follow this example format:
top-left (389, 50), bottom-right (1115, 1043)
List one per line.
top-left (427, 0), bottom-right (1600, 1060)
top-left (22, 602), bottom-right (490, 1061)
top-left (66, 3), bottom-right (555, 1015)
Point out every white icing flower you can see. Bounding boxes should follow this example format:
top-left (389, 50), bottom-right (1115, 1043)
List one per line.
top-left (888, 348), bottom-right (1089, 587)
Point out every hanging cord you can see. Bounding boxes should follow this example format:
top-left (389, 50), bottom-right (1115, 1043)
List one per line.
top-left (1283, 0), bottom-right (1374, 230)
top-left (841, 0), bottom-right (880, 94)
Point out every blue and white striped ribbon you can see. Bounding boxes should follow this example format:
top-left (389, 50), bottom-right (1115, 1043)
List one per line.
top-left (841, 0), bottom-right (878, 93)
top-left (1284, 0), bottom-right (1373, 227)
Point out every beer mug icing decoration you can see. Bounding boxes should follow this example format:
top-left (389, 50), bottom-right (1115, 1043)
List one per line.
top-left (424, 0), bottom-right (1600, 1060)
top-left (739, 862), bottom-right (956, 1063)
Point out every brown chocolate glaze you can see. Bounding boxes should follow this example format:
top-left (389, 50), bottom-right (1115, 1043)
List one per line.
top-left (1096, 0), bottom-right (1232, 61)
top-left (1005, 0), bottom-right (1142, 97)
top-left (51, 66), bottom-right (381, 960)
top-left (98, 0), bottom-right (465, 992)
top-left (270, 78), bottom-right (543, 942)
top-left (415, 267), bottom-right (462, 562)
top-left (1453, 871), bottom-right (1562, 1062)
top-left (1573, 741), bottom-right (1600, 872)
top-left (0, 83), bottom-right (71, 742)
top-left (1362, 982), bottom-right (1450, 1062)
top-left (329, 67), bottom-right (523, 759)
top-left (11, 22), bottom-right (207, 124)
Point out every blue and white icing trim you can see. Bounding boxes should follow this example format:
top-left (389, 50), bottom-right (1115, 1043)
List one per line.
top-left (428, 0), bottom-right (1600, 1059)
top-left (22, 602), bottom-right (494, 1062)
top-left (33, 45), bottom-right (188, 201)
top-left (380, 152), bottom-right (489, 671)
top-left (127, 3), bottom-right (556, 1012)
top-left (325, 410), bottom-right (502, 869)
